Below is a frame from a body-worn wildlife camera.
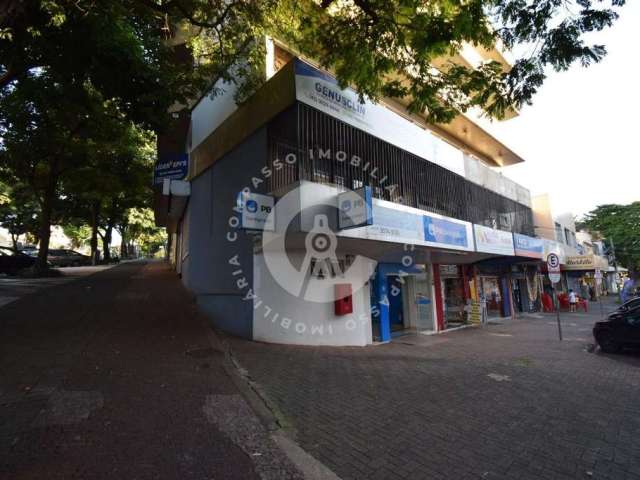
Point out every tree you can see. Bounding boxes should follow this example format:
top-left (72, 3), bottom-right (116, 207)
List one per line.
top-left (0, 184), bottom-right (40, 249)
top-left (1, 1), bottom-right (197, 273)
top-left (2, 1), bottom-right (626, 122)
top-left (126, 208), bottom-right (167, 257)
top-left (127, 0), bottom-right (625, 122)
top-left (581, 203), bottom-right (640, 273)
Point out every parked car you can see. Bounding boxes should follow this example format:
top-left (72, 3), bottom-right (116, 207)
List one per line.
top-left (610, 296), bottom-right (640, 314)
top-left (0, 246), bottom-right (36, 275)
top-left (20, 246), bottom-right (39, 257)
top-left (593, 303), bottom-right (640, 353)
top-left (47, 249), bottom-right (92, 267)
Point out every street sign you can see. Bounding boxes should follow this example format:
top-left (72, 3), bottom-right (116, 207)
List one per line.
top-left (547, 253), bottom-right (561, 284)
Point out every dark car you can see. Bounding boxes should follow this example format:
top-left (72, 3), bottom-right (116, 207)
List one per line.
top-left (612, 296), bottom-right (640, 314)
top-left (47, 249), bottom-right (92, 267)
top-left (593, 304), bottom-right (640, 353)
top-left (0, 246), bottom-right (36, 275)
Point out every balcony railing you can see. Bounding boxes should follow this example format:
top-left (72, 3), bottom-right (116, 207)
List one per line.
top-left (267, 103), bottom-right (534, 236)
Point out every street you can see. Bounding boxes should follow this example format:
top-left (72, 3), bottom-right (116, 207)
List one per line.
top-left (1, 261), bottom-right (639, 480)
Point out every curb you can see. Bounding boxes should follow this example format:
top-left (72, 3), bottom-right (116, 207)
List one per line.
top-left (202, 325), bottom-right (341, 480)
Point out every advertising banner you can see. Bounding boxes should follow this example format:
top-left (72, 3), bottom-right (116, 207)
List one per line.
top-left (239, 192), bottom-right (275, 231)
top-left (474, 224), bottom-right (515, 256)
top-left (564, 255), bottom-right (609, 271)
top-left (337, 186), bottom-right (373, 230)
top-left (293, 60), bottom-right (465, 177)
top-left (513, 233), bottom-right (544, 259)
top-left (423, 216), bottom-right (470, 248)
top-left (154, 153), bottom-right (189, 185)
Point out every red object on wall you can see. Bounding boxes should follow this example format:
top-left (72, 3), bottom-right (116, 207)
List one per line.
top-left (432, 264), bottom-right (445, 331)
top-left (335, 284), bottom-right (353, 316)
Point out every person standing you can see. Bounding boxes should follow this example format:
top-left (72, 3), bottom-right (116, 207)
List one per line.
top-left (569, 289), bottom-right (577, 313)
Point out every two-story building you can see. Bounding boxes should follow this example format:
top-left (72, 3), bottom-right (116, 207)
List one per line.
top-left (155, 41), bottom-right (545, 346)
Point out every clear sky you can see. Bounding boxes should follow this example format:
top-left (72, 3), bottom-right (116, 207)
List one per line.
top-left (479, 1), bottom-right (639, 219)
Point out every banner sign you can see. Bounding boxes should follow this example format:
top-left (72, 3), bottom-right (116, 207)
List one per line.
top-left (423, 216), bottom-right (470, 248)
top-left (513, 233), bottom-right (544, 259)
top-left (294, 59), bottom-right (465, 177)
top-left (564, 255), bottom-right (608, 271)
top-left (238, 192), bottom-right (274, 231)
top-left (474, 224), bottom-right (515, 256)
top-left (154, 153), bottom-right (189, 184)
top-left (359, 201), bottom-right (473, 251)
top-left (338, 186), bottom-right (373, 230)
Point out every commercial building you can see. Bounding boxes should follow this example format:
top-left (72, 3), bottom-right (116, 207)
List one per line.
top-left (155, 41), bottom-right (547, 346)
top-left (531, 194), bottom-right (612, 300)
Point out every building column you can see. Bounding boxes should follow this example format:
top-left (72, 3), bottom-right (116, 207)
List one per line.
top-left (432, 264), bottom-right (445, 331)
top-left (376, 268), bottom-right (391, 342)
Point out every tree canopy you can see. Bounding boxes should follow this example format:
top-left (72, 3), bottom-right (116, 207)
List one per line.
top-left (2, 0), bottom-right (626, 122)
top-left (581, 203), bottom-right (640, 273)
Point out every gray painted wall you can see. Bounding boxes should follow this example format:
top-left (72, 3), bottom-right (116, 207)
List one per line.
top-left (182, 127), bottom-right (268, 338)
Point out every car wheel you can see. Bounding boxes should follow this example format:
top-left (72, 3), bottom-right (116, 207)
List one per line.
top-left (597, 333), bottom-right (621, 354)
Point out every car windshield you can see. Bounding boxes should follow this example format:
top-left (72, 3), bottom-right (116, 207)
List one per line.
top-left (622, 298), bottom-right (640, 310)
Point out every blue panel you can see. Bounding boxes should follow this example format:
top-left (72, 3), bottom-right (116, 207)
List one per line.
top-left (388, 276), bottom-right (404, 325)
top-left (513, 233), bottom-right (544, 258)
top-left (423, 215), bottom-right (469, 248)
top-left (154, 153), bottom-right (189, 184)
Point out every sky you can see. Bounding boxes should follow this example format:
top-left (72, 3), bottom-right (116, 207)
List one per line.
top-left (479, 1), bottom-right (639, 219)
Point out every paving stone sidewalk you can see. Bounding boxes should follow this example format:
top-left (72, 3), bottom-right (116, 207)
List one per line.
top-left (229, 304), bottom-right (640, 480)
top-left (0, 261), bottom-right (301, 480)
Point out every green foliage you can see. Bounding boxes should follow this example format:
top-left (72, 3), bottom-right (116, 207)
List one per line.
top-left (3, 1), bottom-right (622, 124)
top-left (0, 184), bottom-right (40, 248)
top-left (114, 0), bottom-right (625, 122)
top-left (126, 208), bottom-right (167, 256)
top-left (582, 203), bottom-right (640, 273)
top-left (62, 223), bottom-right (92, 250)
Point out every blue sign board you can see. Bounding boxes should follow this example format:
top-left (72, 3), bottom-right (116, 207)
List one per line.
top-left (423, 215), bottom-right (469, 248)
top-left (513, 233), bottom-right (544, 259)
top-left (154, 153), bottom-right (189, 185)
top-left (338, 186), bottom-right (373, 229)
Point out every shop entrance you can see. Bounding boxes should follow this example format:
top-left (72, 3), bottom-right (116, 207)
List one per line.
top-left (480, 276), bottom-right (503, 318)
top-left (370, 263), bottom-right (427, 342)
top-left (388, 275), bottom-right (405, 332)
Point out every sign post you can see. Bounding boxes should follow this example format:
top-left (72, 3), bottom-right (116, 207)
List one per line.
top-left (595, 268), bottom-right (604, 318)
top-left (547, 253), bottom-right (563, 341)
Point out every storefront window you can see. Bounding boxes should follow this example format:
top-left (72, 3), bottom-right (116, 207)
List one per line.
top-left (481, 277), bottom-right (502, 317)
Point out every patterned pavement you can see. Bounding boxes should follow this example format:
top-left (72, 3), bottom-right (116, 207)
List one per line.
top-left (230, 302), bottom-right (640, 480)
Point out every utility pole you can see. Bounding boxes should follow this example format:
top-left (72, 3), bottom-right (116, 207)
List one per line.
top-left (610, 237), bottom-right (622, 303)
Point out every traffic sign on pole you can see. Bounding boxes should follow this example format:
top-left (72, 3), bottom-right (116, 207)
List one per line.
top-left (547, 253), bottom-right (563, 341)
top-left (547, 253), bottom-right (561, 284)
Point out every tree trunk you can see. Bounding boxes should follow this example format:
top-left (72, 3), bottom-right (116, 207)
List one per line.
top-left (35, 175), bottom-right (56, 274)
top-left (118, 225), bottom-right (128, 258)
top-left (102, 224), bottom-right (113, 263)
top-left (89, 201), bottom-right (100, 265)
top-left (11, 233), bottom-right (18, 251)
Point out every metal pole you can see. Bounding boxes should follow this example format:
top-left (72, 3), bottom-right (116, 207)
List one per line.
top-left (610, 237), bottom-right (621, 303)
top-left (554, 287), bottom-right (563, 341)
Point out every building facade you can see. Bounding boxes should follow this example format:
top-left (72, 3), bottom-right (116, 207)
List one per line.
top-left (155, 43), bottom-right (551, 346)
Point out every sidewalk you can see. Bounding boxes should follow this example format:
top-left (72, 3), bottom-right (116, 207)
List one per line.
top-left (0, 261), bottom-right (301, 479)
top-left (228, 304), bottom-right (640, 480)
